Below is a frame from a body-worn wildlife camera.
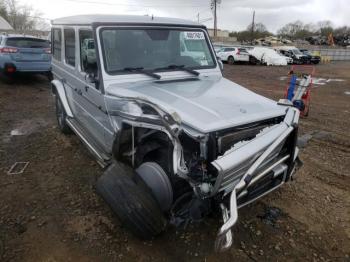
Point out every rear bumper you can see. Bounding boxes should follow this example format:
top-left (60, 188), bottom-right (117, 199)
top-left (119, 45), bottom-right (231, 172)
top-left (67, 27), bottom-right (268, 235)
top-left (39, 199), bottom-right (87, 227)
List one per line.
top-left (1, 61), bottom-right (51, 73)
top-left (236, 56), bottom-right (250, 62)
top-left (213, 107), bottom-right (300, 251)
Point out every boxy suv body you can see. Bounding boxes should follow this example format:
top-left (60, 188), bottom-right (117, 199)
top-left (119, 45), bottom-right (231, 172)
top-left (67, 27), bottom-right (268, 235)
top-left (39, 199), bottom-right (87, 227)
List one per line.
top-left (0, 35), bottom-right (51, 76)
top-left (51, 15), bottom-right (301, 251)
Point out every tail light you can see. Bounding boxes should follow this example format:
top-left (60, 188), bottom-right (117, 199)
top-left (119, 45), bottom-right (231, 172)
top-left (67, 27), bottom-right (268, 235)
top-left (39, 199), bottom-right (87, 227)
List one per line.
top-left (0, 47), bottom-right (18, 53)
top-left (6, 66), bottom-right (16, 73)
top-left (44, 48), bottom-right (51, 54)
top-left (237, 49), bottom-right (240, 55)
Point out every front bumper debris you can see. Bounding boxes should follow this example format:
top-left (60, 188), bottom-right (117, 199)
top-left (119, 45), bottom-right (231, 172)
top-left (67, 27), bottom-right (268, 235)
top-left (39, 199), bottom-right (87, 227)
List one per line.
top-left (214, 107), bottom-right (300, 252)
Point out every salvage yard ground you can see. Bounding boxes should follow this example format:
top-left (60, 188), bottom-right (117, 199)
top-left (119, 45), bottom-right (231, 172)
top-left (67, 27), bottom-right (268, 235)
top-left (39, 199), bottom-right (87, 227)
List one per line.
top-left (0, 62), bottom-right (349, 261)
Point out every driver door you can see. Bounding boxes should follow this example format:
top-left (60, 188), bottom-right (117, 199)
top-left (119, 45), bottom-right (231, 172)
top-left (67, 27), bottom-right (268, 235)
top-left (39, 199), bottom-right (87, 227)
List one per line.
top-left (75, 29), bottom-right (112, 153)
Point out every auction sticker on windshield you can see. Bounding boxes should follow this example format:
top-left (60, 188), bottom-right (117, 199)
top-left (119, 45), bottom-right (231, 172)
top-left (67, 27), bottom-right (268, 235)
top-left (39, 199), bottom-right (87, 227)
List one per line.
top-left (184, 31), bottom-right (205, 40)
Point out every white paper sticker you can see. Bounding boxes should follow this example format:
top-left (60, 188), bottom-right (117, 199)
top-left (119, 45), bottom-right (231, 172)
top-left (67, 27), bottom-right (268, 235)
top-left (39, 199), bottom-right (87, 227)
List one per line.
top-left (184, 31), bottom-right (205, 40)
top-left (200, 60), bottom-right (209, 66)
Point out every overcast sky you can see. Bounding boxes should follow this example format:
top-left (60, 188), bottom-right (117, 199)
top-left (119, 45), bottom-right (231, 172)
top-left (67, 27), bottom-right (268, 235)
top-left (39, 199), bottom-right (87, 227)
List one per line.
top-left (21, 0), bottom-right (350, 33)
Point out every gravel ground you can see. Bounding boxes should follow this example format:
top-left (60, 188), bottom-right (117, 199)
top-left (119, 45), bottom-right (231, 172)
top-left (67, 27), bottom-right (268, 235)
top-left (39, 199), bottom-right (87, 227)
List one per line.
top-left (0, 62), bottom-right (349, 262)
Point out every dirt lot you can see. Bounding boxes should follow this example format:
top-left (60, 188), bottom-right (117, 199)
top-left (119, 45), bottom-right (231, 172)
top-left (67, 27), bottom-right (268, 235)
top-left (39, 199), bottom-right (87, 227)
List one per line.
top-left (0, 62), bottom-right (349, 262)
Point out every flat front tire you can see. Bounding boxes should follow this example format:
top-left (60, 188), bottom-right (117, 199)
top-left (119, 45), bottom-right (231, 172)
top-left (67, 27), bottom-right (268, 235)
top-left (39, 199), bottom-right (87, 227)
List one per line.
top-left (96, 162), bottom-right (167, 239)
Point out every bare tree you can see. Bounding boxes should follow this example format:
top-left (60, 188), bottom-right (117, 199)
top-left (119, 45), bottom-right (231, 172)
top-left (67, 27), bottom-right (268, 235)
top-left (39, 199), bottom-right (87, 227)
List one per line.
top-left (277, 20), bottom-right (316, 39)
top-left (317, 20), bottom-right (334, 37)
top-left (0, 0), bottom-right (8, 20)
top-left (0, 0), bottom-right (48, 31)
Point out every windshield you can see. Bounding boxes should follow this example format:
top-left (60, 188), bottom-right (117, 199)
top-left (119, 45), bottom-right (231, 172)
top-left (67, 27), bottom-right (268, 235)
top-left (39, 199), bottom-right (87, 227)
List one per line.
top-left (292, 49), bottom-right (302, 55)
top-left (100, 28), bottom-right (215, 74)
top-left (6, 37), bottom-right (49, 48)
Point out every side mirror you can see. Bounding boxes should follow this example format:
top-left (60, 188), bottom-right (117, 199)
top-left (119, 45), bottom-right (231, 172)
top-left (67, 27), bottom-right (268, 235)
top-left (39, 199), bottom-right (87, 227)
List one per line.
top-left (217, 56), bottom-right (224, 71)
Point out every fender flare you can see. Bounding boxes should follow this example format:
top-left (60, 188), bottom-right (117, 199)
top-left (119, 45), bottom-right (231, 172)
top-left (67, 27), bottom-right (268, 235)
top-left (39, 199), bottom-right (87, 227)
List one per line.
top-left (51, 79), bottom-right (73, 118)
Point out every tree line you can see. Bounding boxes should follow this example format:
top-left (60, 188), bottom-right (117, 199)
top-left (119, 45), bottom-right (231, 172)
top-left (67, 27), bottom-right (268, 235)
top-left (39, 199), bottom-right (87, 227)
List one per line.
top-left (229, 20), bottom-right (350, 43)
top-left (0, 0), bottom-right (49, 31)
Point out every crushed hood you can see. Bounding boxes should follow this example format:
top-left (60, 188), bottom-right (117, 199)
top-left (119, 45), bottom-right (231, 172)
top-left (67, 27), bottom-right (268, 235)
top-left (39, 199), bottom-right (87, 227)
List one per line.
top-left (106, 76), bottom-right (286, 133)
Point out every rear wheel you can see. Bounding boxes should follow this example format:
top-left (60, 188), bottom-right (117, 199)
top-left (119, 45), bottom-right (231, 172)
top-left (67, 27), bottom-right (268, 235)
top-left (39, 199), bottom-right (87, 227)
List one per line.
top-left (228, 56), bottom-right (235, 65)
top-left (0, 72), bottom-right (14, 84)
top-left (55, 95), bottom-right (72, 134)
top-left (96, 162), bottom-right (167, 239)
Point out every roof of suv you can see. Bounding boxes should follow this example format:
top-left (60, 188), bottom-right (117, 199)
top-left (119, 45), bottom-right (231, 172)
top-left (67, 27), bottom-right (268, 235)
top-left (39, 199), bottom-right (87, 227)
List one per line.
top-left (52, 14), bottom-right (204, 28)
top-left (2, 34), bottom-right (46, 40)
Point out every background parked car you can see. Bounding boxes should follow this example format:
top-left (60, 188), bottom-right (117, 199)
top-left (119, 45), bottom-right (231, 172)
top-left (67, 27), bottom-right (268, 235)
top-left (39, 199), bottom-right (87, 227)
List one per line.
top-left (216, 46), bottom-right (250, 64)
top-left (213, 44), bottom-right (227, 54)
top-left (275, 46), bottom-right (310, 64)
top-left (248, 47), bottom-right (288, 66)
top-left (81, 38), bottom-right (96, 68)
top-left (0, 34), bottom-right (51, 81)
top-left (299, 49), bottom-right (321, 64)
top-left (276, 50), bottom-right (293, 64)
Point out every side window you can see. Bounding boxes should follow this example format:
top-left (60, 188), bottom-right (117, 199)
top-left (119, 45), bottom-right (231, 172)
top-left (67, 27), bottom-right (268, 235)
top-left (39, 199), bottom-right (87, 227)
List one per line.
top-left (64, 28), bottom-right (75, 67)
top-left (79, 30), bottom-right (97, 75)
top-left (52, 28), bottom-right (62, 61)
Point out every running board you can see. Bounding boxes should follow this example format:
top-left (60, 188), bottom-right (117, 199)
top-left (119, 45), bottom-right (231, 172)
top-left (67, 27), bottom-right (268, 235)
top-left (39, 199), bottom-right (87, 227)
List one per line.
top-left (66, 118), bottom-right (111, 168)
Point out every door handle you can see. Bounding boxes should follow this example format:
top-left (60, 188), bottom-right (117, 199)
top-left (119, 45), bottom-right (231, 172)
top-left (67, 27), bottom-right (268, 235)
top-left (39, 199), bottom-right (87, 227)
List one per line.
top-left (85, 86), bottom-right (89, 92)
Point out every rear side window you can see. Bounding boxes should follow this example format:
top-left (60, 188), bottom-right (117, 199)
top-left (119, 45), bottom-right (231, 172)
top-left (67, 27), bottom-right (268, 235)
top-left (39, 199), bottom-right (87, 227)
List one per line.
top-left (225, 48), bottom-right (235, 52)
top-left (64, 29), bottom-right (76, 67)
top-left (5, 37), bottom-right (49, 48)
top-left (238, 48), bottom-right (248, 54)
top-left (53, 28), bottom-right (62, 61)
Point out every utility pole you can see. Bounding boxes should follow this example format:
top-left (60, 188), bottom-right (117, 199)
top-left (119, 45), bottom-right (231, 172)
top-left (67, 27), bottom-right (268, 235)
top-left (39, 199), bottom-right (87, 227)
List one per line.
top-left (213, 0), bottom-right (217, 37)
top-left (197, 13), bottom-right (200, 23)
top-left (251, 10), bottom-right (255, 45)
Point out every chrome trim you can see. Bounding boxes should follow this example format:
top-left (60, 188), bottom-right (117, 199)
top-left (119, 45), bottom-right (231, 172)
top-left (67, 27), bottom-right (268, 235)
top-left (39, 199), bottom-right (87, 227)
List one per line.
top-left (249, 155), bottom-right (289, 187)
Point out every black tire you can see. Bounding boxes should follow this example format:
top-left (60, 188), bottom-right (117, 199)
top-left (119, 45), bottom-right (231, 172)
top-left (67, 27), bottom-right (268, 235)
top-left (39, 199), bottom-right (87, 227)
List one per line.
top-left (55, 95), bottom-right (72, 134)
top-left (0, 72), bottom-right (14, 84)
top-left (228, 56), bottom-right (235, 65)
top-left (47, 71), bottom-right (53, 81)
top-left (96, 162), bottom-right (167, 239)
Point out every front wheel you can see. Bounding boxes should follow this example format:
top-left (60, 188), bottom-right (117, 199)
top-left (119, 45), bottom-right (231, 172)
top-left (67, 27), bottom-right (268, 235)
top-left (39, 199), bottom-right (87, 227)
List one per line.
top-left (97, 162), bottom-right (167, 239)
top-left (55, 95), bottom-right (72, 134)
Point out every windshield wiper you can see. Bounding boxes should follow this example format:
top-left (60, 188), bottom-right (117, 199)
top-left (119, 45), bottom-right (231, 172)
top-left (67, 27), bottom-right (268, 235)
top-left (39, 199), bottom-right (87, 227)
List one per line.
top-left (155, 64), bottom-right (200, 76)
top-left (122, 67), bottom-right (161, 80)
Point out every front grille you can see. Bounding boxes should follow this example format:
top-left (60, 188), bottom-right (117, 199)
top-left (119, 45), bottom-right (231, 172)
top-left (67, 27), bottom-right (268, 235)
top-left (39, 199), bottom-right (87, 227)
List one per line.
top-left (216, 117), bottom-right (284, 155)
top-left (210, 121), bottom-right (295, 195)
top-left (217, 140), bottom-right (288, 193)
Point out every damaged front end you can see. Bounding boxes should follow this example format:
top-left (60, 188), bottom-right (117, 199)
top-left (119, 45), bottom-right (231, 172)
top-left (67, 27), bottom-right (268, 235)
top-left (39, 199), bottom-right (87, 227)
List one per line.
top-left (105, 93), bottom-right (302, 252)
top-left (213, 107), bottom-right (302, 251)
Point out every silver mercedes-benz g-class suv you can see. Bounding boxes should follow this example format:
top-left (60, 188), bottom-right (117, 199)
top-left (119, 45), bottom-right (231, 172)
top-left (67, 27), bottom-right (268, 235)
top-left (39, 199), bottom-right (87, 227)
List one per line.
top-left (51, 14), bottom-right (301, 251)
